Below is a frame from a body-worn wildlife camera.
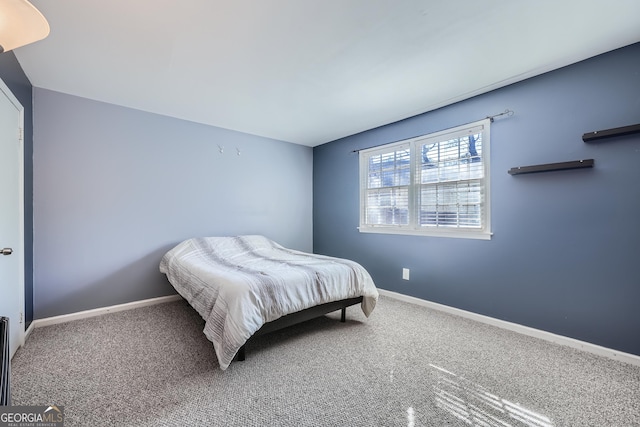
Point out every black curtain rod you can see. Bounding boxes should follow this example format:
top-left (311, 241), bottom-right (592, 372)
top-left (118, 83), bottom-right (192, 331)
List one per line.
top-left (350, 109), bottom-right (514, 153)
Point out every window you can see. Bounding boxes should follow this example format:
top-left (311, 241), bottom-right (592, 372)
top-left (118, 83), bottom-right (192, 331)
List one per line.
top-left (359, 119), bottom-right (491, 239)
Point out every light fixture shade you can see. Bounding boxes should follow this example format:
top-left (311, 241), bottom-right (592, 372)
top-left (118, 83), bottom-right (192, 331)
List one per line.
top-left (0, 0), bottom-right (49, 53)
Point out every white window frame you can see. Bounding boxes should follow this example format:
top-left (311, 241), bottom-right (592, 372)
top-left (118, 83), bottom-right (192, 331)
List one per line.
top-left (358, 119), bottom-right (491, 240)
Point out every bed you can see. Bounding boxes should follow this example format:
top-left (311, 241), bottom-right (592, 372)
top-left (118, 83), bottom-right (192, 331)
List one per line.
top-left (159, 235), bottom-right (379, 370)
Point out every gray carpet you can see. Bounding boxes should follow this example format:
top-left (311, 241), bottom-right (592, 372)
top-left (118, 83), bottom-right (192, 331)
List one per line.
top-left (10, 296), bottom-right (640, 426)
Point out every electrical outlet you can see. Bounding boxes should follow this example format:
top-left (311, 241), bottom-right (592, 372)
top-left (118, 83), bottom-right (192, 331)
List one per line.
top-left (402, 268), bottom-right (410, 280)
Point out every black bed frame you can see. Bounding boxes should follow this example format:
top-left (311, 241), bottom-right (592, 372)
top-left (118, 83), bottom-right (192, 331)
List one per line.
top-left (236, 296), bottom-right (363, 361)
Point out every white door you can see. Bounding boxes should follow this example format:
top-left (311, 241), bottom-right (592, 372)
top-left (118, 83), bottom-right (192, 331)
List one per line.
top-left (0, 78), bottom-right (25, 359)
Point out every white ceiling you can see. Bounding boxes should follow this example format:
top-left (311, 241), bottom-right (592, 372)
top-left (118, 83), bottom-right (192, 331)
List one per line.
top-left (14, 0), bottom-right (640, 147)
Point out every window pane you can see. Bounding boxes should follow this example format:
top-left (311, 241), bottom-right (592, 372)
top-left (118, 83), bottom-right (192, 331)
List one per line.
top-left (419, 181), bottom-right (482, 228)
top-left (368, 154), bottom-right (382, 188)
top-left (368, 148), bottom-right (410, 188)
top-left (420, 132), bottom-right (483, 184)
top-left (366, 187), bottom-right (409, 225)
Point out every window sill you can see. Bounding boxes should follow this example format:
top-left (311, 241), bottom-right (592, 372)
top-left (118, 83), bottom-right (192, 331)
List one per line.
top-left (357, 226), bottom-right (492, 240)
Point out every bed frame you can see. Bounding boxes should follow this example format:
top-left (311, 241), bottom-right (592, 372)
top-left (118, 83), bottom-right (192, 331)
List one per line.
top-left (236, 296), bottom-right (363, 361)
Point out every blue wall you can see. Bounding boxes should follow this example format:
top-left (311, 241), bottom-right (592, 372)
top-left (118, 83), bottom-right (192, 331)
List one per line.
top-left (0, 52), bottom-right (34, 326)
top-left (33, 88), bottom-right (313, 319)
top-left (313, 43), bottom-right (640, 356)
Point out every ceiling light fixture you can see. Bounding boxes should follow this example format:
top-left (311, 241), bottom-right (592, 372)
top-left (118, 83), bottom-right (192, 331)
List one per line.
top-left (0, 0), bottom-right (49, 53)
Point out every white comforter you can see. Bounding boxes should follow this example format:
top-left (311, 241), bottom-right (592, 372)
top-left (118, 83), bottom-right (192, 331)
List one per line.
top-left (159, 235), bottom-right (378, 370)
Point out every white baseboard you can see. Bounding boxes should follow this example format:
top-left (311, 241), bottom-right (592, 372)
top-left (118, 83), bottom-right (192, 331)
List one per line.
top-left (24, 321), bottom-right (35, 341)
top-left (378, 289), bottom-right (640, 367)
top-left (13, 321), bottom-right (36, 359)
top-left (31, 294), bottom-right (183, 328)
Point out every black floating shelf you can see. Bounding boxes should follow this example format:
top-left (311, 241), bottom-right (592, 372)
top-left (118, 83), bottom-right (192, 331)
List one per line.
top-left (582, 123), bottom-right (640, 142)
top-left (508, 159), bottom-right (594, 175)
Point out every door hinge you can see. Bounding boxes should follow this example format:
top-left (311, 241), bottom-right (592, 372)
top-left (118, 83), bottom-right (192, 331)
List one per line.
top-left (19, 127), bottom-right (24, 142)
top-left (20, 312), bottom-right (23, 324)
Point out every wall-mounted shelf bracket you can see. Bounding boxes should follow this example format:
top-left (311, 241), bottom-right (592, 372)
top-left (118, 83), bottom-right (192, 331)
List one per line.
top-left (508, 159), bottom-right (594, 175)
top-left (582, 123), bottom-right (640, 142)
